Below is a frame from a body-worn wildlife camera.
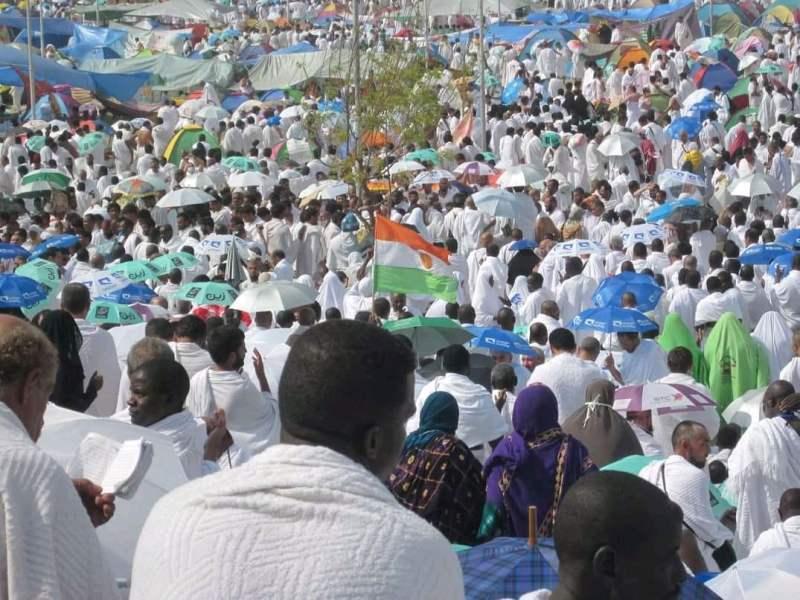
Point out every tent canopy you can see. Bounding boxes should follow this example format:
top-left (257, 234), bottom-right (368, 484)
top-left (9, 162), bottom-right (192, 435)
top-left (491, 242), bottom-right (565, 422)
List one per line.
top-left (80, 54), bottom-right (234, 92)
top-left (125, 0), bottom-right (225, 21)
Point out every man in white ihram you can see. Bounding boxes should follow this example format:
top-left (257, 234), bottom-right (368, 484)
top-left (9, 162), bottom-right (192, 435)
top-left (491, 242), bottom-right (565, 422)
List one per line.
top-left (130, 320), bottom-right (464, 599)
top-left (749, 488), bottom-right (800, 555)
top-left (0, 316), bottom-right (116, 599)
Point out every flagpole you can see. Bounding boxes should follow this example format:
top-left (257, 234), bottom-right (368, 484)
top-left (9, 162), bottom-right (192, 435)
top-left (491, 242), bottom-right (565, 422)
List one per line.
top-left (478, 0), bottom-right (487, 150)
top-left (25, 0), bottom-right (37, 118)
top-left (353, 0), bottom-right (362, 200)
top-left (39, 0), bottom-right (45, 56)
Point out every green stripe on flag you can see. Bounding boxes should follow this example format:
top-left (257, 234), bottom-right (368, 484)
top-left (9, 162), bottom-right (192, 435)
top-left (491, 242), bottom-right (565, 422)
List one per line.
top-left (373, 265), bottom-right (457, 302)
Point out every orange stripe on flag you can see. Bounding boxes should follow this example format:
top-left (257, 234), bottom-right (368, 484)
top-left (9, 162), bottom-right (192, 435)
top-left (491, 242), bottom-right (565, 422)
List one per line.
top-left (375, 215), bottom-right (450, 264)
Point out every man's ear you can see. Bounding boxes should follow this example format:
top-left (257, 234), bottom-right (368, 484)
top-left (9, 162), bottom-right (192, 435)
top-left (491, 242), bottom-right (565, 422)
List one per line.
top-left (592, 545), bottom-right (616, 581)
top-left (363, 425), bottom-right (381, 462)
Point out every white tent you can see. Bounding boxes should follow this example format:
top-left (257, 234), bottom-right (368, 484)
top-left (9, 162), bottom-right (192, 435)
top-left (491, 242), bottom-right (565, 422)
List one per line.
top-left (125, 0), bottom-right (222, 22)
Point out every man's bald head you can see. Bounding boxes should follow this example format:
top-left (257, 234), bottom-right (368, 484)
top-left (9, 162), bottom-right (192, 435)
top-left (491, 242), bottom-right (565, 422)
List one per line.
top-left (541, 300), bottom-right (560, 320)
top-left (554, 472), bottom-right (685, 600)
top-left (779, 488), bottom-right (800, 521)
top-left (127, 337), bottom-right (174, 373)
top-left (763, 380), bottom-right (796, 418)
top-left (0, 316), bottom-right (58, 440)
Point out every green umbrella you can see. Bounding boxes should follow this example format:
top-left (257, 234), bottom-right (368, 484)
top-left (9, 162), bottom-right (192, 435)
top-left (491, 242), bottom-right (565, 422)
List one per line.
top-left (726, 107), bottom-right (758, 131)
top-left (479, 151), bottom-right (497, 161)
top-left (20, 169), bottom-right (71, 189)
top-left (222, 156), bottom-right (261, 172)
top-left (728, 77), bottom-right (749, 99)
top-left (383, 316), bottom-right (474, 356)
top-left (15, 258), bottom-right (60, 288)
top-left (284, 87), bottom-right (304, 103)
top-left (77, 132), bottom-right (108, 156)
top-left (108, 260), bottom-right (160, 282)
top-left (164, 125), bottom-right (220, 166)
top-left (756, 63), bottom-right (783, 75)
top-left (541, 131), bottom-right (561, 147)
top-left (87, 300), bottom-right (143, 325)
top-left (14, 181), bottom-right (59, 198)
top-left (150, 252), bottom-right (199, 276)
top-left (175, 281), bottom-right (238, 306)
top-left (25, 136), bottom-right (45, 153)
top-left (404, 149), bottom-right (441, 165)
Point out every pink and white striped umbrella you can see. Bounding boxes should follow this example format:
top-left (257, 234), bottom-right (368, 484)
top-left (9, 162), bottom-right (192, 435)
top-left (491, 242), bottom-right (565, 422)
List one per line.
top-left (613, 383), bottom-right (715, 415)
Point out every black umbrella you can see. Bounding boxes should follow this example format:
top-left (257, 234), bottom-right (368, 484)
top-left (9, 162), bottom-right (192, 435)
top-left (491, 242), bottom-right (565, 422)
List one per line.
top-left (507, 249), bottom-right (540, 285)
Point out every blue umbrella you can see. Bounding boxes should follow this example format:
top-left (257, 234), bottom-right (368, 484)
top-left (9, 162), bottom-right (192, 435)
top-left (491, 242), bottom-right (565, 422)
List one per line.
top-left (686, 98), bottom-right (720, 120)
top-left (767, 252), bottom-right (797, 277)
top-left (592, 272), bottom-right (664, 312)
top-left (645, 198), bottom-right (702, 223)
top-left (509, 239), bottom-right (538, 251)
top-left (29, 234), bottom-right (80, 259)
top-left (98, 283), bottom-right (156, 305)
top-left (471, 327), bottom-right (534, 356)
top-left (458, 537), bottom-right (559, 600)
top-left (665, 116), bottom-right (702, 140)
top-left (569, 306), bottom-right (659, 333)
top-left (0, 243), bottom-right (30, 260)
top-left (777, 228), bottom-right (800, 249)
top-left (739, 243), bottom-right (794, 265)
top-left (501, 78), bottom-right (525, 105)
top-left (0, 274), bottom-right (48, 308)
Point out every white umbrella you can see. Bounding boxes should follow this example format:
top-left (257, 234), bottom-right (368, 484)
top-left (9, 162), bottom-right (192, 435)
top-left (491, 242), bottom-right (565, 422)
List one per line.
top-left (177, 99), bottom-right (209, 119)
top-left (597, 133), bottom-right (639, 157)
top-left (195, 105), bottom-right (230, 120)
top-left (550, 240), bottom-right (608, 257)
top-left (156, 188), bottom-right (215, 208)
top-left (453, 161), bottom-right (495, 176)
top-left (278, 168), bottom-right (301, 180)
top-left (681, 89), bottom-right (714, 115)
top-left (286, 138), bottom-right (314, 164)
top-left (496, 164), bottom-right (548, 188)
top-left (280, 105), bottom-right (306, 119)
top-left (472, 188), bottom-right (536, 220)
top-left (707, 548), bottom-right (800, 600)
top-left (180, 172), bottom-right (217, 190)
top-left (317, 181), bottom-right (350, 200)
top-left (738, 53), bottom-right (760, 72)
top-left (412, 169), bottom-right (456, 186)
top-left (657, 169), bottom-right (707, 189)
top-left (388, 160), bottom-right (426, 176)
top-left (787, 181), bottom-right (800, 200)
top-left (197, 234), bottom-right (250, 256)
top-left (722, 386), bottom-right (766, 429)
top-left (729, 173), bottom-right (782, 197)
top-left (621, 224), bottom-right (665, 248)
top-left (230, 281), bottom-right (317, 313)
top-left (228, 171), bottom-right (276, 189)
top-left (72, 270), bottom-right (130, 298)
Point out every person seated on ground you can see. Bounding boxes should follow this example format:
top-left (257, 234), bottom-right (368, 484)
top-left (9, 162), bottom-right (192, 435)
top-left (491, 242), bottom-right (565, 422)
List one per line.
top-left (639, 421), bottom-right (736, 572)
top-left (481, 385), bottom-right (596, 540)
top-left (0, 316), bottom-right (116, 599)
top-left (726, 386), bottom-right (800, 553)
top-left (130, 320), bottom-right (464, 599)
top-left (562, 379), bottom-right (643, 469)
top-left (413, 345), bottom-right (507, 459)
top-left (116, 358), bottom-right (237, 479)
top-left (389, 392), bottom-right (485, 546)
top-left (536, 471), bottom-right (687, 600)
top-left (749, 488), bottom-right (800, 555)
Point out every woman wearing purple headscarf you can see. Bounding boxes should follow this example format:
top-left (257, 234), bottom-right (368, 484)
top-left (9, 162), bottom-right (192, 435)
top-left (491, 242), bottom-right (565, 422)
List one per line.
top-left (480, 384), bottom-right (597, 539)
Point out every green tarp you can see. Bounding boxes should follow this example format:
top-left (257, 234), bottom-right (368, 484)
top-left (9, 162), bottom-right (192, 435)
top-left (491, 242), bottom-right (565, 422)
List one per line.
top-left (80, 54), bottom-right (235, 91)
top-left (248, 49), bottom-right (380, 91)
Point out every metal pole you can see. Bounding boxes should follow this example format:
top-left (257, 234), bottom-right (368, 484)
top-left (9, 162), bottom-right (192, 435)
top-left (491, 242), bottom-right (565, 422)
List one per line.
top-left (478, 0), bottom-right (487, 150)
top-left (423, 0), bottom-right (430, 66)
top-left (708, 0), bottom-right (713, 36)
top-left (353, 0), bottom-right (361, 197)
top-left (96, 0), bottom-right (100, 26)
top-left (38, 0), bottom-right (45, 56)
top-left (25, 0), bottom-right (37, 118)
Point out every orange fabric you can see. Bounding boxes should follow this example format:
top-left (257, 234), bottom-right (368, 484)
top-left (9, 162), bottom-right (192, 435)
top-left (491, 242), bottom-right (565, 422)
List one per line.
top-left (375, 215), bottom-right (450, 263)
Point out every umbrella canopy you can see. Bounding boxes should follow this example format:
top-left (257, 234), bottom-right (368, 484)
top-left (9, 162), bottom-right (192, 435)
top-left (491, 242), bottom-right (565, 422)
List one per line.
top-left (163, 125), bottom-right (220, 165)
top-left (116, 176), bottom-right (161, 197)
top-left (230, 281), bottom-right (317, 313)
top-left (77, 132), bottom-right (107, 156)
top-left (657, 169), bottom-right (707, 189)
top-left (597, 133), bottom-right (639, 157)
top-left (15, 258), bottom-right (60, 289)
top-left (707, 548), bottom-right (800, 600)
top-left (72, 270), bottom-right (131, 298)
top-left (665, 116), bottom-right (702, 139)
top-left (739, 243), bottom-right (794, 265)
top-left (222, 156), bottom-right (261, 172)
top-left (87, 300), bottom-right (144, 325)
top-left (149, 252), bottom-right (199, 276)
top-left (228, 171), bottom-right (276, 189)
top-left (29, 234), bottom-right (80, 259)
top-left (20, 169), bottom-right (71, 189)
top-left (388, 160), bottom-right (426, 175)
top-left (25, 135), bottom-right (46, 153)
top-left (412, 169), bottom-right (456, 186)
top-left (98, 283), bottom-right (157, 305)
top-left (180, 172), bottom-right (217, 190)
top-left (14, 181), bottom-right (61, 198)
top-left (550, 240), bottom-right (608, 257)
top-left (473, 188), bottom-right (536, 220)
top-left (454, 161), bottom-right (495, 176)
top-left (621, 224), bottom-right (665, 248)
top-left (645, 198), bottom-right (703, 223)
top-left (767, 252), bottom-right (797, 277)
top-left (197, 234), bottom-right (250, 256)
top-left (403, 148), bottom-right (440, 165)
top-left (541, 131), bottom-right (561, 148)
top-left (693, 62), bottom-right (738, 91)
top-left (108, 260), bottom-right (160, 282)
top-left (729, 172), bottom-right (782, 197)
top-left (195, 105), bottom-right (230, 120)
top-left (0, 274), bottom-right (48, 308)
top-left (569, 306), bottom-right (659, 333)
top-left (458, 537), bottom-right (559, 599)
top-left (175, 282), bottom-right (238, 306)
top-left (663, 205), bottom-right (717, 224)
top-left (156, 189), bottom-right (215, 209)
top-left (468, 326), bottom-right (535, 356)
top-left (383, 317), bottom-right (474, 356)
top-left (613, 383), bottom-right (715, 413)
top-left (497, 164), bottom-right (548, 188)
top-left (592, 272), bottom-right (664, 312)
top-left (0, 243), bottom-right (30, 260)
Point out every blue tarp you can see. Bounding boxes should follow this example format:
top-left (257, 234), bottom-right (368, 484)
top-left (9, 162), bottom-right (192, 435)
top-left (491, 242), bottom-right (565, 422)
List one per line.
top-left (239, 44), bottom-right (268, 65)
top-left (484, 23), bottom-right (537, 43)
top-left (61, 24), bottom-right (128, 63)
top-left (526, 0), bottom-right (696, 26)
top-left (0, 46), bottom-right (147, 101)
top-left (222, 94), bottom-right (249, 112)
top-left (0, 15), bottom-right (75, 47)
top-left (272, 41), bottom-right (319, 55)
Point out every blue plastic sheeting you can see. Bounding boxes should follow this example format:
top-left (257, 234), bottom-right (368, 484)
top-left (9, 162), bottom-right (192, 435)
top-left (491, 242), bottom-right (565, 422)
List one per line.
top-left (0, 15), bottom-right (75, 47)
top-left (527, 0), bottom-right (695, 26)
top-left (526, 11), bottom-right (589, 25)
top-left (260, 89), bottom-right (286, 102)
top-left (0, 67), bottom-right (23, 88)
top-left (239, 45), bottom-right (268, 65)
top-left (522, 27), bottom-right (577, 56)
top-left (0, 46), bottom-right (147, 101)
top-left (14, 28), bottom-right (72, 48)
top-left (61, 24), bottom-right (127, 62)
top-left (62, 46), bottom-right (121, 61)
top-left (484, 23), bottom-right (537, 43)
top-left (222, 94), bottom-right (249, 112)
top-left (272, 41), bottom-right (319, 55)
